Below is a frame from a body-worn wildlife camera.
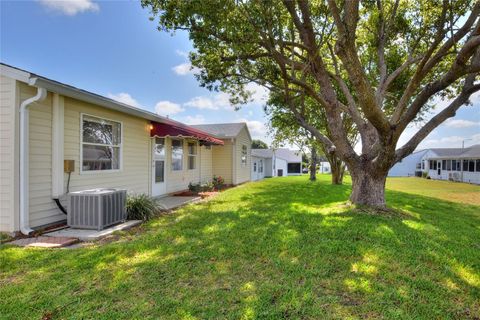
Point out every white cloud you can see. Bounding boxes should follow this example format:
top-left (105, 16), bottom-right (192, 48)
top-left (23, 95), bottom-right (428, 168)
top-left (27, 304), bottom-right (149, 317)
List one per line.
top-left (155, 101), bottom-right (184, 117)
top-left (184, 96), bottom-right (217, 110)
top-left (107, 92), bottom-right (142, 108)
top-left (175, 50), bottom-right (189, 58)
top-left (183, 115), bottom-right (206, 125)
top-left (38, 0), bottom-right (99, 16)
top-left (419, 134), bottom-right (480, 149)
top-left (443, 119), bottom-right (480, 128)
top-left (183, 94), bottom-right (232, 110)
top-left (172, 62), bottom-right (199, 76)
top-left (236, 118), bottom-right (267, 139)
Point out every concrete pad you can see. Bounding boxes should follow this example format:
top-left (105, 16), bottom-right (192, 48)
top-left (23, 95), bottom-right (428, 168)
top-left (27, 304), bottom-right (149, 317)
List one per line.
top-left (9, 236), bottom-right (79, 248)
top-left (156, 196), bottom-right (201, 210)
top-left (44, 220), bottom-right (142, 241)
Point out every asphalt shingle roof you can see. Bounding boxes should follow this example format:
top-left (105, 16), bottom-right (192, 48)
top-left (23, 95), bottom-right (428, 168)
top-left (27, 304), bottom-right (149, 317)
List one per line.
top-left (429, 144), bottom-right (480, 158)
top-left (252, 149), bottom-right (273, 158)
top-left (275, 148), bottom-right (302, 162)
top-left (252, 148), bottom-right (302, 162)
top-left (191, 123), bottom-right (246, 138)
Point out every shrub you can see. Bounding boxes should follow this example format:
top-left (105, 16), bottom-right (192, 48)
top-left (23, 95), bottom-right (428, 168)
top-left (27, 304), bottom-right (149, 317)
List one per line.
top-left (421, 171), bottom-right (428, 178)
top-left (200, 181), bottom-right (215, 192)
top-left (212, 175), bottom-right (225, 190)
top-left (126, 194), bottom-right (160, 221)
top-left (188, 182), bottom-right (201, 193)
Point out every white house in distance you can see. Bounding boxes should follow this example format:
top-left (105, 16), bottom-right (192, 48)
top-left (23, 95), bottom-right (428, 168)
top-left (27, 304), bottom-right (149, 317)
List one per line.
top-left (251, 148), bottom-right (302, 180)
top-left (388, 145), bottom-right (480, 184)
top-left (0, 63), bottom-right (252, 235)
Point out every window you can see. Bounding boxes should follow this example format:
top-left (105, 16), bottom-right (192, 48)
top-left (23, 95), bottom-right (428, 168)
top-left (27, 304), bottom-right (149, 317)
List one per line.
top-left (241, 145), bottom-right (247, 166)
top-left (253, 162), bottom-right (257, 172)
top-left (188, 142), bottom-right (197, 170)
top-left (155, 161), bottom-right (164, 183)
top-left (154, 138), bottom-right (165, 183)
top-left (154, 137), bottom-right (165, 158)
top-left (81, 115), bottom-right (121, 172)
top-left (171, 139), bottom-right (183, 171)
top-left (469, 160), bottom-right (475, 172)
top-left (446, 159), bottom-right (451, 171)
top-left (442, 160), bottom-right (446, 170)
top-left (476, 159), bottom-right (480, 172)
top-left (421, 161), bottom-right (425, 170)
top-left (287, 163), bottom-right (301, 174)
top-left (259, 160), bottom-right (263, 173)
top-left (463, 159), bottom-right (469, 171)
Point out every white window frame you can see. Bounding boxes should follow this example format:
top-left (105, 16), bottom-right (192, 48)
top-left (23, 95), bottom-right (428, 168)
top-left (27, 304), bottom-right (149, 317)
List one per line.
top-left (171, 139), bottom-right (184, 171)
top-left (187, 141), bottom-right (197, 170)
top-left (80, 113), bottom-right (123, 174)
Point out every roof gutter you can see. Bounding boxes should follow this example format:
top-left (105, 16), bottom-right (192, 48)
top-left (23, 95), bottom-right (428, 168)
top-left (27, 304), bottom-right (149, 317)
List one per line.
top-left (19, 81), bottom-right (47, 235)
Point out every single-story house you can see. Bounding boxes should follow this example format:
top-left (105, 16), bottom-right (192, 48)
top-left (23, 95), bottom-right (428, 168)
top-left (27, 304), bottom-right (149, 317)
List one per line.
top-left (318, 159), bottom-right (331, 174)
top-left (0, 63), bottom-right (252, 235)
top-left (191, 123), bottom-right (252, 185)
top-left (251, 148), bottom-right (302, 179)
top-left (251, 149), bottom-right (272, 181)
top-left (388, 149), bottom-right (429, 177)
top-left (388, 145), bottom-right (480, 184)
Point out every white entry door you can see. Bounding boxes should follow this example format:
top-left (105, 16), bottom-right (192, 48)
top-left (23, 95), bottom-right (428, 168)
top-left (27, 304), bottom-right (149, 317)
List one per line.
top-left (152, 137), bottom-right (166, 196)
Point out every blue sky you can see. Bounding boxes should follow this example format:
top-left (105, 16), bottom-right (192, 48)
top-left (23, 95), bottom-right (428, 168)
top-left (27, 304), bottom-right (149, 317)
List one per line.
top-left (1, 0), bottom-right (479, 149)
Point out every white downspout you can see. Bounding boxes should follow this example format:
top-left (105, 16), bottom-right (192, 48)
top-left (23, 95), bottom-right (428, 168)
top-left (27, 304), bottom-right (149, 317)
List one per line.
top-left (20, 84), bottom-right (47, 235)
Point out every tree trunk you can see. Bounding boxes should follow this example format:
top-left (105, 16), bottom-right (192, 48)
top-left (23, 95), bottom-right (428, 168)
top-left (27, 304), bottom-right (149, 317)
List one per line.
top-left (331, 163), bottom-right (344, 184)
top-left (349, 169), bottom-right (388, 208)
top-left (329, 156), bottom-right (344, 185)
top-left (309, 147), bottom-right (317, 181)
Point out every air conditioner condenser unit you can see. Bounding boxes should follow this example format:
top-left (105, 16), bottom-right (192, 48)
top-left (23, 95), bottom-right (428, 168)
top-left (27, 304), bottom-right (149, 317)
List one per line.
top-left (67, 189), bottom-right (127, 230)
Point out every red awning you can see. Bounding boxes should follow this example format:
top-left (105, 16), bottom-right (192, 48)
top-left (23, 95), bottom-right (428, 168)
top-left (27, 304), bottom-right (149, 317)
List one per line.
top-left (150, 122), bottom-right (224, 145)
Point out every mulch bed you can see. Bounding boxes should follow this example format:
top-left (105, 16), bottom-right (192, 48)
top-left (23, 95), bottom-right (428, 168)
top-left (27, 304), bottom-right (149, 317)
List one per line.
top-left (173, 185), bottom-right (233, 198)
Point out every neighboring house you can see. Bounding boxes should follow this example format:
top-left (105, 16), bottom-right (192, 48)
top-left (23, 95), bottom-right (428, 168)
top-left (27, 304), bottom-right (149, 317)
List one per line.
top-left (388, 145), bottom-right (480, 184)
top-left (251, 149), bottom-right (272, 181)
top-left (190, 123), bottom-right (252, 185)
top-left (0, 63), bottom-right (251, 234)
top-left (388, 150), bottom-right (429, 177)
top-left (251, 148), bottom-right (302, 179)
top-left (319, 160), bottom-right (331, 174)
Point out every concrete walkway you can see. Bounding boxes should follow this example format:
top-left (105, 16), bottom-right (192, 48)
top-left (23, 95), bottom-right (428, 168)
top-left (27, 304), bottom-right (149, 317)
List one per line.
top-left (45, 220), bottom-right (142, 241)
top-left (156, 196), bottom-right (201, 210)
top-left (9, 236), bottom-right (79, 248)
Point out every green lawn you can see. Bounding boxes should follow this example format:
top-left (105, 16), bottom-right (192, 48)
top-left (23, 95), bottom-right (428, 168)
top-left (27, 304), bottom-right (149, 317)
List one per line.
top-left (1, 176), bottom-right (479, 319)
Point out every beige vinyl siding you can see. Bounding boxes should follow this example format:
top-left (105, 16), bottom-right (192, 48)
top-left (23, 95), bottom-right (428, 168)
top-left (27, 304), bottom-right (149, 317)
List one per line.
top-left (200, 145), bottom-right (213, 183)
top-left (20, 83), bottom-right (63, 228)
top-left (64, 97), bottom-right (151, 197)
top-left (234, 126), bottom-right (252, 184)
top-left (165, 138), bottom-right (201, 193)
top-left (211, 139), bottom-right (234, 185)
top-left (0, 76), bottom-right (18, 232)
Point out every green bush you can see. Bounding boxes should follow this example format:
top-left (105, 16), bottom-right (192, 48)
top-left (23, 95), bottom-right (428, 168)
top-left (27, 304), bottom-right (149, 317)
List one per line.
top-left (421, 171), bottom-right (428, 178)
top-left (126, 194), bottom-right (160, 221)
top-left (188, 182), bottom-right (201, 193)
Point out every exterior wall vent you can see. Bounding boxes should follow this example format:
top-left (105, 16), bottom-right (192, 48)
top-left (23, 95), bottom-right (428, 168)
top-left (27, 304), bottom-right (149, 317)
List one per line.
top-left (67, 189), bottom-right (127, 230)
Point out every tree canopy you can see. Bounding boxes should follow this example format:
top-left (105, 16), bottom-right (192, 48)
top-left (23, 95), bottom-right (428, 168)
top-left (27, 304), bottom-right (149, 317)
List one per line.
top-left (251, 139), bottom-right (269, 149)
top-left (142, 0), bottom-right (480, 207)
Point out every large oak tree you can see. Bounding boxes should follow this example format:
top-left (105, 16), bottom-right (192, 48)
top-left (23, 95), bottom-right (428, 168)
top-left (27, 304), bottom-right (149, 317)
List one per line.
top-left (142, 0), bottom-right (480, 207)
